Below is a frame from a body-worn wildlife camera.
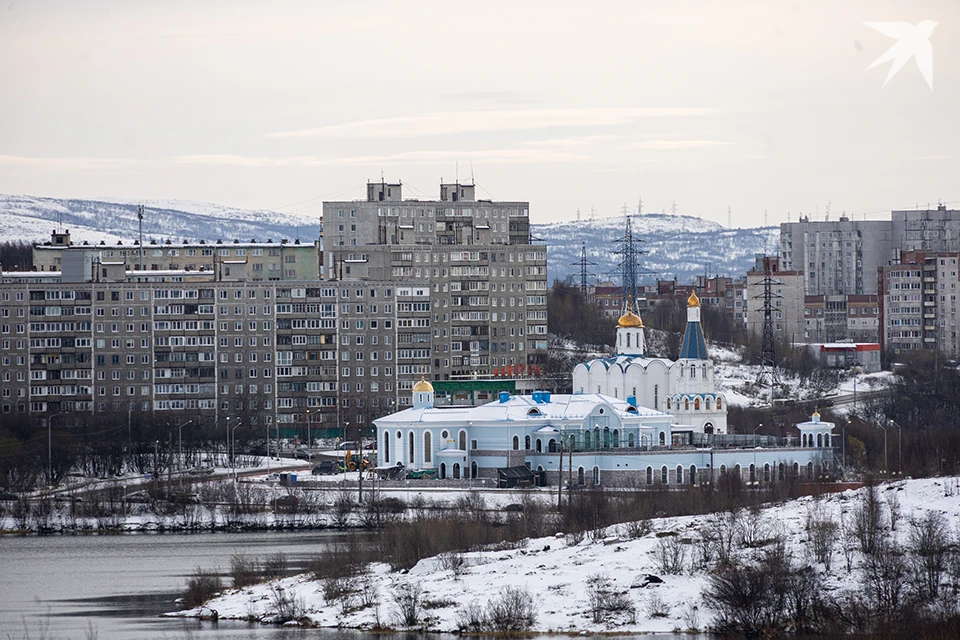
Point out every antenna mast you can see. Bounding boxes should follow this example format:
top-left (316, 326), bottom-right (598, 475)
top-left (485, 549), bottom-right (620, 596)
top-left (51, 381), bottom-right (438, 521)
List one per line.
top-left (138, 204), bottom-right (144, 271)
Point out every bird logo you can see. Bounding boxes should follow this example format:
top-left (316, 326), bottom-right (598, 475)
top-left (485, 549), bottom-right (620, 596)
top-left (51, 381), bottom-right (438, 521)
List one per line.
top-left (863, 21), bottom-right (938, 90)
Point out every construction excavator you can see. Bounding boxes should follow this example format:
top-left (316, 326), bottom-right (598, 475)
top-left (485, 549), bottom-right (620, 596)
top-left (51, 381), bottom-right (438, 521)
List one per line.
top-left (344, 449), bottom-right (370, 472)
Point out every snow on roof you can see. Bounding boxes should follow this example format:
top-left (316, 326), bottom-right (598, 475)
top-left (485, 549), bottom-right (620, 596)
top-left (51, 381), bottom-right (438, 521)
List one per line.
top-left (375, 393), bottom-right (670, 425)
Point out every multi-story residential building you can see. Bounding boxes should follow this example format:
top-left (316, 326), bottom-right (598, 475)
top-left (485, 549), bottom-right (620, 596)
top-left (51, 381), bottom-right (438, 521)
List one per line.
top-left (779, 204), bottom-right (960, 297)
top-left (879, 250), bottom-right (960, 359)
top-left (745, 256), bottom-right (805, 342)
top-left (1, 181), bottom-right (547, 431)
top-left (32, 231), bottom-right (321, 281)
top-left (321, 181), bottom-right (548, 407)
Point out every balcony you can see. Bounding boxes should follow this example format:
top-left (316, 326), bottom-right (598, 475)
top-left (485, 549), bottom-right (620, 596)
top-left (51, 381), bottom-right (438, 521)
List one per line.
top-left (924, 301), bottom-right (936, 307)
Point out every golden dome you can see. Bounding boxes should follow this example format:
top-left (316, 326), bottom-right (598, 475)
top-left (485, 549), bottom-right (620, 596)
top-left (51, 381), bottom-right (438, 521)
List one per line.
top-left (618, 310), bottom-right (644, 328)
top-left (413, 375), bottom-right (434, 393)
top-left (687, 290), bottom-right (701, 308)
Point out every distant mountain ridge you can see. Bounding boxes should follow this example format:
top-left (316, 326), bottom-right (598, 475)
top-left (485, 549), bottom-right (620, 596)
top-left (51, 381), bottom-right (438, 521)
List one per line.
top-left (0, 195), bottom-right (777, 283)
top-left (533, 213), bottom-right (778, 285)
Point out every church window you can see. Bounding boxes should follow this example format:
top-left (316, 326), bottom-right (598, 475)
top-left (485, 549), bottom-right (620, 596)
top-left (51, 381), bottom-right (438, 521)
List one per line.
top-left (593, 466), bottom-right (600, 485)
top-left (646, 466), bottom-right (653, 485)
top-left (658, 431), bottom-right (666, 446)
top-left (626, 334), bottom-right (631, 348)
top-left (524, 435), bottom-right (531, 450)
top-left (694, 397), bottom-right (700, 410)
top-left (654, 384), bottom-right (658, 409)
top-left (660, 465), bottom-right (668, 484)
top-left (705, 398), bottom-right (712, 410)
top-left (684, 398), bottom-right (690, 411)
top-left (424, 431), bottom-right (432, 462)
top-left (702, 366), bottom-right (707, 379)
top-left (666, 397), bottom-right (671, 410)
top-left (716, 398), bottom-right (722, 410)
top-left (676, 465), bottom-right (683, 484)
top-left (578, 467), bottom-right (585, 485)
top-left (628, 432), bottom-right (635, 447)
top-left (512, 435), bottom-right (519, 450)
top-left (690, 365), bottom-right (696, 378)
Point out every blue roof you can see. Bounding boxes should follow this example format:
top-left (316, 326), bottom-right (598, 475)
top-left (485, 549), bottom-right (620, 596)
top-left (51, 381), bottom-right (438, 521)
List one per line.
top-left (679, 320), bottom-right (708, 360)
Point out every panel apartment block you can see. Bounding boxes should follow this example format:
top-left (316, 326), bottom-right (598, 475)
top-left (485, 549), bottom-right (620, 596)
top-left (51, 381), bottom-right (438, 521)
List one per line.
top-left (321, 181), bottom-right (548, 404)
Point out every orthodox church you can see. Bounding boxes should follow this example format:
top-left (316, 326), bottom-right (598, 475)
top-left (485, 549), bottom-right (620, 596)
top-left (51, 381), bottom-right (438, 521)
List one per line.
top-left (572, 291), bottom-right (728, 434)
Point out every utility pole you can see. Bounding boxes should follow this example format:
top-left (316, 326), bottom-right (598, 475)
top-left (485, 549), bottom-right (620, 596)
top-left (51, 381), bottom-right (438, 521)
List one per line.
top-left (613, 216), bottom-right (646, 310)
top-left (570, 243), bottom-right (597, 301)
top-left (754, 256), bottom-right (782, 400)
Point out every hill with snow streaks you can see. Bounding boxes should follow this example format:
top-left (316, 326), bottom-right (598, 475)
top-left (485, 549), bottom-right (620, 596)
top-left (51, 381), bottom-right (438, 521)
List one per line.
top-left (0, 195), bottom-right (320, 245)
top-left (533, 213), bottom-right (779, 286)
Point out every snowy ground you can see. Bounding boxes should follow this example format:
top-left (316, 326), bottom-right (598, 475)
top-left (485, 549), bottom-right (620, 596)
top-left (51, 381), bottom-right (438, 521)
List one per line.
top-left (170, 475), bottom-right (960, 633)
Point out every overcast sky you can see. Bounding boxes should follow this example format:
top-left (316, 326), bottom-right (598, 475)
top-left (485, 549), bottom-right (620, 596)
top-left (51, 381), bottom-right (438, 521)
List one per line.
top-left (0, 0), bottom-right (957, 228)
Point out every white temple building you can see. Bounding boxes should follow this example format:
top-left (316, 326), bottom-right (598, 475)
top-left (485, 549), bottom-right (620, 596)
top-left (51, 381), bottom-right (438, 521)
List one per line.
top-left (572, 291), bottom-right (728, 435)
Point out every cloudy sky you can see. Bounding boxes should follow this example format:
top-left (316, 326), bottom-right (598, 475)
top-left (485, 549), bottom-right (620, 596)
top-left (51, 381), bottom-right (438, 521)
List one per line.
top-left (0, 0), bottom-right (957, 227)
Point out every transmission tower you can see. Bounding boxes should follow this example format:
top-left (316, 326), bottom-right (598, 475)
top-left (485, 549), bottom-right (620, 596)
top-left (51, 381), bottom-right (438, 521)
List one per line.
top-left (753, 256), bottom-right (782, 400)
top-left (570, 243), bottom-right (597, 300)
top-left (613, 215), bottom-right (647, 309)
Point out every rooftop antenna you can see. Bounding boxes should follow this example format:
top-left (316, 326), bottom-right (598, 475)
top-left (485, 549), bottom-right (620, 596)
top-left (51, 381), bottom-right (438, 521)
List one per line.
top-left (137, 204), bottom-right (144, 271)
top-left (764, 209), bottom-right (768, 227)
top-left (470, 160), bottom-right (475, 185)
top-left (727, 205), bottom-right (732, 228)
top-left (825, 199), bottom-right (831, 219)
top-left (671, 200), bottom-right (677, 216)
top-left (638, 196), bottom-right (643, 216)
top-left (456, 161), bottom-right (459, 185)
top-left (576, 207), bottom-right (581, 222)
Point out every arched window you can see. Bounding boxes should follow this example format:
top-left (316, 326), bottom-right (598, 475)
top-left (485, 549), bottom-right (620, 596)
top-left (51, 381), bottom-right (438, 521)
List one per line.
top-left (676, 465), bottom-right (683, 484)
top-left (424, 431), bottom-right (432, 463)
top-left (453, 463), bottom-right (461, 479)
top-left (666, 398), bottom-right (672, 410)
top-left (719, 464), bottom-right (726, 476)
top-left (626, 334), bottom-right (631, 348)
top-left (459, 430), bottom-right (467, 451)
top-left (535, 438), bottom-right (542, 453)
top-left (749, 464), bottom-right (756, 483)
top-left (408, 431), bottom-right (415, 464)
top-left (548, 439), bottom-right (557, 453)
top-left (471, 461), bottom-right (478, 478)
top-left (603, 428), bottom-right (610, 449)
top-left (690, 465), bottom-right (697, 485)
top-left (716, 398), bottom-right (723, 410)
top-left (702, 366), bottom-right (707, 379)
top-left (793, 462), bottom-right (800, 477)
top-left (807, 462), bottom-right (814, 478)
top-left (612, 429), bottom-right (619, 448)
top-left (684, 398), bottom-right (690, 411)
top-left (524, 435), bottom-right (531, 450)
top-left (706, 398), bottom-right (712, 410)
top-left (816, 433), bottom-right (823, 448)
top-left (439, 463), bottom-right (447, 479)
top-left (704, 422), bottom-right (714, 435)
top-left (734, 464), bottom-right (742, 479)
top-left (569, 434), bottom-right (577, 450)
top-left (628, 432), bottom-right (635, 448)
top-left (383, 431), bottom-right (390, 463)
top-left (646, 466), bottom-right (653, 485)
top-left (661, 465), bottom-right (668, 484)
top-left (778, 463), bottom-right (785, 481)
top-left (593, 466), bottom-right (600, 486)
top-left (659, 431), bottom-right (666, 446)
top-left (694, 397), bottom-right (701, 410)
top-left (512, 435), bottom-right (519, 451)
top-left (690, 365), bottom-right (696, 378)
top-left (764, 463), bottom-right (771, 482)
top-left (578, 466), bottom-right (585, 486)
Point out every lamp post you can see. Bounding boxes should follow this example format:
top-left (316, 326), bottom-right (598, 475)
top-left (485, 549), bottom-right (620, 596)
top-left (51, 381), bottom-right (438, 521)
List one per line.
top-left (850, 365), bottom-right (862, 415)
top-left (177, 420), bottom-right (193, 488)
top-left (343, 421), bottom-right (350, 482)
top-left (888, 419), bottom-right (903, 476)
top-left (47, 411), bottom-right (68, 486)
top-left (876, 421), bottom-right (888, 475)
top-left (230, 419), bottom-right (243, 483)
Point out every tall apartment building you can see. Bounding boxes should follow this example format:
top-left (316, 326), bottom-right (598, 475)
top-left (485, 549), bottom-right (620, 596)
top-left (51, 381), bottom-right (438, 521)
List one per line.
top-left (1, 181), bottom-right (547, 430)
top-left (879, 250), bottom-right (960, 358)
top-left (321, 181), bottom-right (548, 409)
top-left (779, 205), bottom-right (960, 297)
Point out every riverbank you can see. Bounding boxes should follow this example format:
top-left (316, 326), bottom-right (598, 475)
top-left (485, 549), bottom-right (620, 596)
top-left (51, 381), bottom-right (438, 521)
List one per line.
top-left (170, 476), bottom-right (960, 635)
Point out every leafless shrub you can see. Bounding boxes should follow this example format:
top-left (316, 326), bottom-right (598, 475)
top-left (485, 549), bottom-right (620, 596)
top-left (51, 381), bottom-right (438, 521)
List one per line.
top-left (269, 584), bottom-right (304, 623)
top-left (859, 537), bottom-right (912, 627)
top-left (646, 590), bottom-right (671, 618)
top-left (806, 506), bottom-right (839, 571)
top-left (886, 491), bottom-right (902, 532)
top-left (261, 551), bottom-right (288, 581)
top-left (623, 517), bottom-right (652, 539)
top-left (682, 603), bottom-right (701, 632)
top-left (230, 553), bottom-right (261, 588)
top-left (392, 582), bottom-right (424, 627)
top-left (654, 535), bottom-right (687, 575)
top-left (455, 599), bottom-right (488, 633)
top-left (485, 585), bottom-right (538, 633)
top-left (854, 483), bottom-right (887, 556)
top-left (909, 511), bottom-right (950, 600)
top-left (332, 490), bottom-right (353, 528)
top-left (586, 573), bottom-right (635, 624)
top-left (182, 568), bottom-right (223, 609)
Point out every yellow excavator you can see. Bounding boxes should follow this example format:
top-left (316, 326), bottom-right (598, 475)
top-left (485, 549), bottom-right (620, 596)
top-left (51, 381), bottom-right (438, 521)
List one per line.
top-left (344, 449), bottom-right (370, 472)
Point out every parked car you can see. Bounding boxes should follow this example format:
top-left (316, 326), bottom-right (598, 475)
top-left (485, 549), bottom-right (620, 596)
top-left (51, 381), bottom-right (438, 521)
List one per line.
top-left (265, 473), bottom-right (281, 483)
top-left (189, 464), bottom-right (215, 475)
top-left (311, 460), bottom-right (341, 475)
top-left (292, 448), bottom-right (314, 460)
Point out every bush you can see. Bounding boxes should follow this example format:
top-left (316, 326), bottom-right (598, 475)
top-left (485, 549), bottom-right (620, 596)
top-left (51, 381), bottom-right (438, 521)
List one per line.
top-left (230, 553), bottom-right (260, 588)
top-left (261, 551), bottom-right (288, 580)
top-left (392, 582), bottom-right (424, 627)
top-left (586, 574), bottom-right (635, 624)
top-left (269, 584), bottom-right (304, 623)
top-left (485, 586), bottom-right (538, 633)
top-left (654, 536), bottom-right (687, 575)
top-left (183, 568), bottom-right (223, 609)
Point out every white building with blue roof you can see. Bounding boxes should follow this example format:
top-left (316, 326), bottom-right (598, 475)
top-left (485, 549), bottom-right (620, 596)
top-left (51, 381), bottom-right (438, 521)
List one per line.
top-left (572, 290), bottom-right (728, 435)
top-left (374, 375), bottom-right (835, 486)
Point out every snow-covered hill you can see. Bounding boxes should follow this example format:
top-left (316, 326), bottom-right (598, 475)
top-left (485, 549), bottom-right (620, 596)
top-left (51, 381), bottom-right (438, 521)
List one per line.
top-left (0, 195), bottom-right (320, 245)
top-left (171, 475), bottom-right (960, 634)
top-left (534, 213), bottom-right (779, 286)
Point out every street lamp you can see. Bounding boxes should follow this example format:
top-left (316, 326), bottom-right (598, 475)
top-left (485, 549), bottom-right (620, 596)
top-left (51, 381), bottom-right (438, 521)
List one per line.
top-left (888, 419), bottom-right (903, 476)
top-left (177, 420), bottom-right (193, 488)
top-left (230, 419), bottom-right (243, 482)
top-left (876, 420), bottom-right (888, 475)
top-left (47, 411), bottom-right (68, 486)
top-left (850, 365), bottom-right (862, 415)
